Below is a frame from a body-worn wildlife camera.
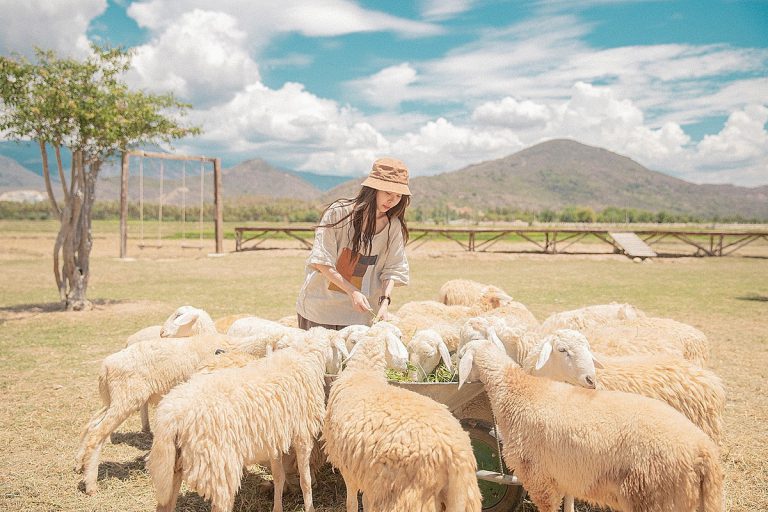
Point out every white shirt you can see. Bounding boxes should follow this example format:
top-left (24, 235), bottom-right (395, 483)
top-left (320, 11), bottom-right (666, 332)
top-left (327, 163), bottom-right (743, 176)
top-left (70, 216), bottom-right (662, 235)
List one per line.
top-left (296, 202), bottom-right (409, 326)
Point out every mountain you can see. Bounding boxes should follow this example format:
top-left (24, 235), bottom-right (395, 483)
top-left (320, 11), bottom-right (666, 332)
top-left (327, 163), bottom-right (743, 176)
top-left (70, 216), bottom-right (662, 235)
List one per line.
top-left (0, 155), bottom-right (46, 192)
top-left (324, 139), bottom-right (768, 219)
top-left (285, 170), bottom-right (350, 191)
top-left (222, 159), bottom-right (322, 200)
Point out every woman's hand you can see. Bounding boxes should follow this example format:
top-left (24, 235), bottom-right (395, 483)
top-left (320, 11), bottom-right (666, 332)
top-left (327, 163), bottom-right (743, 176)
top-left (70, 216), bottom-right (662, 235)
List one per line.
top-left (349, 290), bottom-right (373, 314)
top-left (375, 302), bottom-right (389, 322)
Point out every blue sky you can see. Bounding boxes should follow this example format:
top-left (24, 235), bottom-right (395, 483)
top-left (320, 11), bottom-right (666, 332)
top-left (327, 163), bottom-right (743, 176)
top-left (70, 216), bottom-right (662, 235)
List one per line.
top-left (0, 0), bottom-right (766, 186)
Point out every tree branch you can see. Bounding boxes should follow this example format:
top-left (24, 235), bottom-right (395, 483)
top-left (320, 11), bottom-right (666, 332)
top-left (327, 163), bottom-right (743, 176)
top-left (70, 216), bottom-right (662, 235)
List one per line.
top-left (39, 140), bottom-right (61, 219)
top-left (54, 144), bottom-right (69, 202)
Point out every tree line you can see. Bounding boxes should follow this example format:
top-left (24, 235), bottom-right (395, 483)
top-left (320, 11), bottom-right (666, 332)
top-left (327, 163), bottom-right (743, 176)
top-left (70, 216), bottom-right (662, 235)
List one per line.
top-left (2, 199), bottom-right (764, 224)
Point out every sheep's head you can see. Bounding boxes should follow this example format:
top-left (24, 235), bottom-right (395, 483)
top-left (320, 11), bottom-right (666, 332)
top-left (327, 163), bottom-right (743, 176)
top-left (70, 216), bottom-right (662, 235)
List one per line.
top-left (160, 305), bottom-right (201, 337)
top-left (345, 323), bottom-right (409, 372)
top-left (457, 337), bottom-right (505, 388)
top-left (479, 286), bottom-right (513, 310)
top-left (407, 329), bottom-right (452, 381)
top-left (530, 329), bottom-right (603, 389)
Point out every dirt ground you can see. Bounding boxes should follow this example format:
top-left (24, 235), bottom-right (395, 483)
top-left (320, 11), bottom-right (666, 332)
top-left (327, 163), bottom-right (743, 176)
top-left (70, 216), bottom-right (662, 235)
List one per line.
top-left (0, 227), bottom-right (766, 511)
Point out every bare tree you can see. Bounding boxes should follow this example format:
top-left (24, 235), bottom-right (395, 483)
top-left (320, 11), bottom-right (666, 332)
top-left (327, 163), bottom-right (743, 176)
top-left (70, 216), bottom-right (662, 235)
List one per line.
top-left (0, 46), bottom-right (199, 310)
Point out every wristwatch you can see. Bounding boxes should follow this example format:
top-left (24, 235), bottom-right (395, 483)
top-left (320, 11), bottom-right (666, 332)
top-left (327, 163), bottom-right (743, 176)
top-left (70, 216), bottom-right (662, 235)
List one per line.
top-left (378, 296), bottom-right (391, 306)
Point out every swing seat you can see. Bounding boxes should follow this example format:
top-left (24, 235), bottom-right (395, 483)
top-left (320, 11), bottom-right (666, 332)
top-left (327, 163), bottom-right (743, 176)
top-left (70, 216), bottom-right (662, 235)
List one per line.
top-left (181, 243), bottom-right (204, 249)
top-left (138, 242), bottom-right (163, 249)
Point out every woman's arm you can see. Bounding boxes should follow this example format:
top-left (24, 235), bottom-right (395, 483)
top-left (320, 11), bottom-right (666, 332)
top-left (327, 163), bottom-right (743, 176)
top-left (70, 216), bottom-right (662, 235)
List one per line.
top-left (375, 278), bottom-right (396, 321)
top-left (313, 263), bottom-right (373, 314)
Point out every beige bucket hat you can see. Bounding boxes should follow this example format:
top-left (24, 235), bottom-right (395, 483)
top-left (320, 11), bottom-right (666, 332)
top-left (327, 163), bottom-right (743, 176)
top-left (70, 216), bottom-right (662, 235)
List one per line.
top-left (361, 157), bottom-right (411, 196)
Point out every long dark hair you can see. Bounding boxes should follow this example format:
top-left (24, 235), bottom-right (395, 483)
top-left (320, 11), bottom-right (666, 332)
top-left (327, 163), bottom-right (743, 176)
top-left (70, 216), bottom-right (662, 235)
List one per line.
top-left (319, 186), bottom-right (410, 257)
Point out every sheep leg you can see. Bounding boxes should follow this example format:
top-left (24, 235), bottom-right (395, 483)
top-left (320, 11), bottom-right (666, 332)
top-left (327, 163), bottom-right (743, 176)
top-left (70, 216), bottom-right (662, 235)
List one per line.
top-left (270, 456), bottom-right (286, 512)
top-left (74, 405), bottom-right (108, 472)
top-left (140, 402), bottom-right (150, 433)
top-left (80, 406), bottom-right (132, 494)
top-left (563, 494), bottom-right (575, 512)
top-left (155, 469), bottom-right (183, 512)
top-left (294, 440), bottom-right (315, 512)
top-left (342, 473), bottom-right (359, 512)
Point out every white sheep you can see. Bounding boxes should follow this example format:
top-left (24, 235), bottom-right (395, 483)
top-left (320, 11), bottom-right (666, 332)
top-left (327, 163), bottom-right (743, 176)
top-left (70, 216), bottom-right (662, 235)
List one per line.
top-left (438, 278), bottom-right (513, 309)
top-left (213, 313), bottom-right (251, 333)
top-left (524, 329), bottom-right (726, 444)
top-left (538, 302), bottom-right (645, 334)
top-left (405, 328), bottom-right (453, 381)
top-left (323, 323), bottom-right (482, 511)
top-left (582, 316), bottom-right (710, 366)
top-left (74, 331), bottom-right (286, 494)
top-left (148, 328), bottom-right (342, 512)
top-left (124, 305), bottom-right (220, 432)
top-left (226, 315), bottom-right (302, 338)
top-left (458, 339), bottom-right (724, 512)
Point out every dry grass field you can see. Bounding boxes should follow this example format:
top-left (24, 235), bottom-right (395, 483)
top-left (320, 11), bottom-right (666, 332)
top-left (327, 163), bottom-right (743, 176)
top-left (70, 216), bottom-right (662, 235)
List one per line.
top-left (0, 220), bottom-right (766, 512)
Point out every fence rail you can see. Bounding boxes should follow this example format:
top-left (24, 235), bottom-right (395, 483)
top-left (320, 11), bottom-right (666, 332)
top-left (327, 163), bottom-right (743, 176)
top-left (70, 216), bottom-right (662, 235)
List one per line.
top-left (234, 226), bottom-right (768, 258)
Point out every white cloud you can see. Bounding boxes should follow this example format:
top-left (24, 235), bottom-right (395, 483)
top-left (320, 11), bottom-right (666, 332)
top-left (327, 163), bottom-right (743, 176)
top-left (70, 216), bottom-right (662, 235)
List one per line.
top-left (696, 105), bottom-right (768, 168)
top-left (420, 0), bottom-right (475, 20)
top-left (127, 9), bottom-right (260, 106)
top-left (472, 97), bottom-right (551, 128)
top-left (0, 0), bottom-right (106, 57)
top-left (127, 0), bottom-right (442, 44)
top-left (346, 63), bottom-right (419, 109)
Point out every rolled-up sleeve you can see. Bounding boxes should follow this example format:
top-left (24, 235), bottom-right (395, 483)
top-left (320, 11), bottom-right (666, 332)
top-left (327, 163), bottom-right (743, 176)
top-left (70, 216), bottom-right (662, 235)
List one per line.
top-left (380, 224), bottom-right (409, 286)
top-left (308, 206), bottom-right (341, 268)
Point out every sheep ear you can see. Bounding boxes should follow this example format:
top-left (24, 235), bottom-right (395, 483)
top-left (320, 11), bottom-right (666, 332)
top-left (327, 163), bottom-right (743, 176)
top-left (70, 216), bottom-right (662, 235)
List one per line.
top-left (535, 340), bottom-right (553, 371)
top-left (386, 333), bottom-right (409, 362)
top-left (458, 350), bottom-right (474, 389)
top-left (592, 353), bottom-right (605, 369)
top-left (487, 326), bottom-right (506, 353)
top-left (333, 337), bottom-right (350, 360)
top-left (174, 311), bottom-right (198, 327)
top-left (437, 339), bottom-right (452, 371)
top-left (343, 338), bottom-right (362, 365)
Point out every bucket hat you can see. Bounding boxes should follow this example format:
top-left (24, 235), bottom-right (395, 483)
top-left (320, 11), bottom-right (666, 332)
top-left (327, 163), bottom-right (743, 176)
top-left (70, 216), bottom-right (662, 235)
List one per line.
top-left (361, 157), bottom-right (411, 196)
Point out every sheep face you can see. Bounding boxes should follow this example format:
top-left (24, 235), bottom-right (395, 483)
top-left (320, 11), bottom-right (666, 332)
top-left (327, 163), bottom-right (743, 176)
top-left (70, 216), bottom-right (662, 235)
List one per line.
top-left (407, 329), bottom-right (452, 381)
top-left (533, 329), bottom-right (601, 389)
top-left (160, 306), bottom-right (200, 337)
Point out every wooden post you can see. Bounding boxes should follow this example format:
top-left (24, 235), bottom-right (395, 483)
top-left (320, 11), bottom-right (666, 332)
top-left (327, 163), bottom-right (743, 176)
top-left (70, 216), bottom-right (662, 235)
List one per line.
top-left (214, 158), bottom-right (223, 253)
top-left (120, 152), bottom-right (129, 258)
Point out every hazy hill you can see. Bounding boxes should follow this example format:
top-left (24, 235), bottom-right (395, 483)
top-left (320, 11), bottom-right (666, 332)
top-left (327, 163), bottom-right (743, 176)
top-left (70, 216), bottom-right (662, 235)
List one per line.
top-left (0, 155), bottom-right (46, 192)
top-left (324, 139), bottom-right (768, 219)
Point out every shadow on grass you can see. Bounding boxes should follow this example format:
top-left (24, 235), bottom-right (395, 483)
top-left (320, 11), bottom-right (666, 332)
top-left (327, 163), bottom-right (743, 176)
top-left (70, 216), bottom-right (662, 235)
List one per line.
top-left (736, 293), bottom-right (768, 302)
top-left (110, 430), bottom-right (153, 451)
top-left (0, 298), bottom-right (135, 324)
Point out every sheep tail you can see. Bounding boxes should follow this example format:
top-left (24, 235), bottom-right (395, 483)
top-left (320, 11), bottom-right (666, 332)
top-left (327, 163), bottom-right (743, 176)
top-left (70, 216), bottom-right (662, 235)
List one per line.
top-left (445, 464), bottom-right (482, 512)
top-left (147, 420), bottom-right (181, 509)
top-left (697, 446), bottom-right (724, 512)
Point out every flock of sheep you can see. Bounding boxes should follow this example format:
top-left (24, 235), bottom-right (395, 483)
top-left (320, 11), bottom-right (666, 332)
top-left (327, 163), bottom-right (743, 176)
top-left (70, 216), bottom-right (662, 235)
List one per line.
top-left (74, 278), bottom-right (726, 512)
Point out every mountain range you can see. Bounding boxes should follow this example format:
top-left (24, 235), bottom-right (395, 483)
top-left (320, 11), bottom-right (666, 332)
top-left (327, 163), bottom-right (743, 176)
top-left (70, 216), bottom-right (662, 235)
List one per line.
top-left (2, 140), bottom-right (767, 219)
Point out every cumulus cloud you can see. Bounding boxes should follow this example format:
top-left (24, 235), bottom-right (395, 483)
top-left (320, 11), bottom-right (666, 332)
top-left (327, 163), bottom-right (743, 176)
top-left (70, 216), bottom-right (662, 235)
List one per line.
top-left (696, 105), bottom-right (768, 168)
top-left (127, 9), bottom-right (260, 106)
top-left (0, 0), bottom-right (106, 57)
top-left (346, 63), bottom-right (419, 109)
top-left (472, 97), bottom-right (551, 128)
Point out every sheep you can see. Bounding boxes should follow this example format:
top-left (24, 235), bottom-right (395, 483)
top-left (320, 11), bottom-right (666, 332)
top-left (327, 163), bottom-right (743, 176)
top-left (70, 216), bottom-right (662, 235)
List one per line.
top-left (226, 315), bottom-right (302, 338)
top-left (458, 339), bottom-right (724, 512)
top-left (405, 328), bottom-right (453, 381)
top-left (438, 278), bottom-right (513, 309)
top-left (524, 329), bottom-right (726, 444)
top-left (323, 323), bottom-right (482, 511)
top-left (74, 331), bottom-right (287, 494)
top-left (124, 305), bottom-right (220, 432)
top-left (582, 316), bottom-right (710, 366)
top-left (147, 328), bottom-right (342, 512)
top-left (538, 302), bottom-right (645, 334)
top-left (277, 314), bottom-right (299, 328)
top-left (159, 305), bottom-right (218, 337)
top-left (213, 313), bottom-right (252, 333)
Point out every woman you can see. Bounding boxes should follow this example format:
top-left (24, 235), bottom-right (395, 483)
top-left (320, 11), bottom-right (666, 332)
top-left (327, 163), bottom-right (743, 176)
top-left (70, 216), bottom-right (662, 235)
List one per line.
top-left (296, 157), bottom-right (411, 330)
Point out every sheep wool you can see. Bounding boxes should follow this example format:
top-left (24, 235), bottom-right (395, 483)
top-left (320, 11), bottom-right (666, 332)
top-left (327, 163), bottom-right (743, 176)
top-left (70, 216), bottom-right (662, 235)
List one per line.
top-left (324, 324), bottom-right (482, 512)
top-left (148, 335), bottom-right (328, 512)
top-left (459, 340), bottom-right (724, 512)
top-left (438, 278), bottom-right (512, 308)
top-left (538, 302), bottom-right (645, 334)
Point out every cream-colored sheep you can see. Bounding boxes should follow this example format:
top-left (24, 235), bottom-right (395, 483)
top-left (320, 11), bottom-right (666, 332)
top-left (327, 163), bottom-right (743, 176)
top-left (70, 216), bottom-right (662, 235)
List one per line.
top-left (538, 302), bottom-right (645, 334)
top-left (148, 329), bottom-right (338, 512)
top-left (324, 323), bottom-right (482, 511)
top-left (438, 278), bottom-right (513, 309)
top-left (524, 330), bottom-right (726, 443)
top-left (405, 328), bottom-right (453, 381)
top-left (124, 305), bottom-right (220, 432)
top-left (459, 339), bottom-right (723, 512)
top-left (582, 316), bottom-right (710, 366)
top-left (74, 331), bottom-right (286, 494)
top-left (226, 315), bottom-right (302, 338)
